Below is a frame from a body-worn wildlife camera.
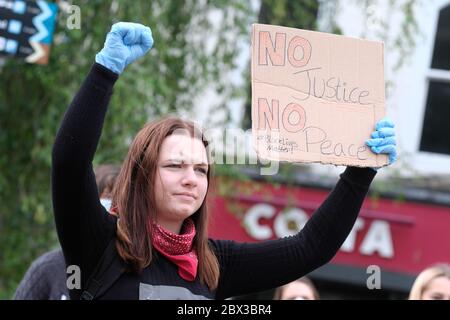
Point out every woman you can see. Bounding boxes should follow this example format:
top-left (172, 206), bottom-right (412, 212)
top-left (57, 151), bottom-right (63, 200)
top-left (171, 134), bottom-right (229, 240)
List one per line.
top-left (52, 22), bottom-right (397, 300)
top-left (274, 277), bottom-right (320, 300)
top-left (409, 264), bottom-right (450, 300)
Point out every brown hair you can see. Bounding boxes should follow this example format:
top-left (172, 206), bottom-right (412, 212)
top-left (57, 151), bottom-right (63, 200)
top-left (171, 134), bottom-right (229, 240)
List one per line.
top-left (409, 263), bottom-right (450, 300)
top-left (94, 164), bottom-right (121, 197)
top-left (111, 117), bottom-right (220, 289)
top-left (274, 277), bottom-right (320, 300)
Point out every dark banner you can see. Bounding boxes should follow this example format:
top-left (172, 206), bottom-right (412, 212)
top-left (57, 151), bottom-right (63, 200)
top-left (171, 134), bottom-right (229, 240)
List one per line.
top-left (0, 0), bottom-right (58, 64)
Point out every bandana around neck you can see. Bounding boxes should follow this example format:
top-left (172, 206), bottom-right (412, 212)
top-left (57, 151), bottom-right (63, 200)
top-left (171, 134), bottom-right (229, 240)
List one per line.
top-left (151, 218), bottom-right (198, 281)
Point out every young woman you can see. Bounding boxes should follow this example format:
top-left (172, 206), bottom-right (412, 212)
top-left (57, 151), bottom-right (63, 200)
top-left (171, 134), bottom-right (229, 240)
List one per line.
top-left (52, 22), bottom-right (397, 300)
top-left (409, 264), bottom-right (450, 300)
top-left (273, 277), bottom-right (320, 300)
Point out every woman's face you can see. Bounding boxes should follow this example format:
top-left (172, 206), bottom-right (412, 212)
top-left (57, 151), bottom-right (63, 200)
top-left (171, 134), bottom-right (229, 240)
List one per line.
top-left (154, 134), bottom-right (209, 231)
top-left (281, 281), bottom-right (317, 300)
top-left (421, 276), bottom-right (450, 300)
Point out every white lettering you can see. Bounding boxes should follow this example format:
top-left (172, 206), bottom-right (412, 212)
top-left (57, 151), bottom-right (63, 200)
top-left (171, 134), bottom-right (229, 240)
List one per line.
top-left (243, 205), bottom-right (395, 259)
top-left (178, 304), bottom-right (211, 317)
top-left (273, 208), bottom-right (308, 238)
top-left (360, 221), bottom-right (394, 258)
top-left (66, 265), bottom-right (81, 290)
top-left (66, 5), bottom-right (81, 30)
top-left (366, 265), bottom-right (382, 289)
top-left (341, 218), bottom-right (364, 252)
top-left (244, 204), bottom-right (275, 240)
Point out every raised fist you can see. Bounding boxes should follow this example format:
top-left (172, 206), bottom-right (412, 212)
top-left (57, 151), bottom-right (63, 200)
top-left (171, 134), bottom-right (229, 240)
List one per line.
top-left (95, 22), bottom-right (154, 74)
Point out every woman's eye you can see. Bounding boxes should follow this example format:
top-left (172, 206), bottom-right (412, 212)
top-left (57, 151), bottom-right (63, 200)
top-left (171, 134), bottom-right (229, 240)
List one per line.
top-left (167, 164), bottom-right (181, 168)
top-left (195, 167), bottom-right (207, 174)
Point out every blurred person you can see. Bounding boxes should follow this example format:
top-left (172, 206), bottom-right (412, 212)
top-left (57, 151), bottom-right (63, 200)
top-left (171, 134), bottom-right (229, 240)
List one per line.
top-left (273, 277), bottom-right (319, 300)
top-left (95, 164), bottom-right (121, 212)
top-left (409, 263), bottom-right (450, 300)
top-left (51, 22), bottom-right (397, 300)
top-left (13, 165), bottom-right (120, 300)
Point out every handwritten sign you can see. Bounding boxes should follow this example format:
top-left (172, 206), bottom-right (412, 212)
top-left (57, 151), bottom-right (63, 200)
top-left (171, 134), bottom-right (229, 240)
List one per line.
top-left (251, 23), bottom-right (388, 167)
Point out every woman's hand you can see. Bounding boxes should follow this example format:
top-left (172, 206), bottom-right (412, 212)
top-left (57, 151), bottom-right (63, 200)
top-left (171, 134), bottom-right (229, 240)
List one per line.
top-left (95, 22), bottom-right (154, 74)
top-left (365, 117), bottom-right (397, 170)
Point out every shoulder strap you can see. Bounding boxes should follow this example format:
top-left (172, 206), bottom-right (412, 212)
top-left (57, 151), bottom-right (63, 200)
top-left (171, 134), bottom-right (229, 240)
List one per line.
top-left (80, 237), bottom-right (125, 300)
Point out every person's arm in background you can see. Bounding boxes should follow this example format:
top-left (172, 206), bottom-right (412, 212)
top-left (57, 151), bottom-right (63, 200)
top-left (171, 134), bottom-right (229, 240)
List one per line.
top-left (51, 22), bottom-right (153, 299)
top-left (13, 250), bottom-right (68, 300)
top-left (213, 119), bottom-right (397, 299)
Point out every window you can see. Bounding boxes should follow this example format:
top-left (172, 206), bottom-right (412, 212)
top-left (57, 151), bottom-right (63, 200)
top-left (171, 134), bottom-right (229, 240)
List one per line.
top-left (419, 5), bottom-right (450, 155)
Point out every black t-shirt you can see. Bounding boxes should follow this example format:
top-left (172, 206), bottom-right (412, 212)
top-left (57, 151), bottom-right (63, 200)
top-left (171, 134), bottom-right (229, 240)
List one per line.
top-left (51, 63), bottom-right (376, 300)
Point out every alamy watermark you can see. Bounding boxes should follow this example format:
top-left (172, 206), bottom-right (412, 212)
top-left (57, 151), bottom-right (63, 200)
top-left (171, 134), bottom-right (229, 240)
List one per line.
top-left (169, 127), bottom-right (280, 176)
top-left (66, 264), bottom-right (81, 290)
top-left (59, 2), bottom-right (81, 30)
top-left (366, 265), bottom-right (381, 290)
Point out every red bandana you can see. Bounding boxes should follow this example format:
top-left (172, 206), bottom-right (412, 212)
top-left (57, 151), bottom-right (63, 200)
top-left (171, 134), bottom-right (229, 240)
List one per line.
top-left (151, 218), bottom-right (198, 281)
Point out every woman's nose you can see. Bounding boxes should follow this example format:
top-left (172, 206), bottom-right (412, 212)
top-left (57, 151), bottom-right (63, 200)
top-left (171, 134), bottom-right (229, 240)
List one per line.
top-left (181, 166), bottom-right (197, 186)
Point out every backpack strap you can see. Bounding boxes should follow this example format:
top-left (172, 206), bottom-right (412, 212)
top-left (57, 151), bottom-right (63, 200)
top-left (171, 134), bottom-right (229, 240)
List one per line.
top-left (80, 237), bottom-right (125, 300)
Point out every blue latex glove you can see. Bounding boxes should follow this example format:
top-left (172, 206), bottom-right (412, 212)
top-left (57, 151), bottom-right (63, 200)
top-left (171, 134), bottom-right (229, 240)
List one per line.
top-left (365, 117), bottom-right (397, 171)
top-left (95, 22), bottom-right (154, 74)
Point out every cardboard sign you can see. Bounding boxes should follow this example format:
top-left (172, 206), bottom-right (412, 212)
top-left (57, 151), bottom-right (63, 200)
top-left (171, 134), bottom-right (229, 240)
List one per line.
top-left (251, 23), bottom-right (388, 167)
top-left (0, 0), bottom-right (58, 64)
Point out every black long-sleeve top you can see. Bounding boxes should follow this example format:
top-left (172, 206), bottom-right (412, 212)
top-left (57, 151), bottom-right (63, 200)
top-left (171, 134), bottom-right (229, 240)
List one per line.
top-left (52, 63), bottom-right (376, 300)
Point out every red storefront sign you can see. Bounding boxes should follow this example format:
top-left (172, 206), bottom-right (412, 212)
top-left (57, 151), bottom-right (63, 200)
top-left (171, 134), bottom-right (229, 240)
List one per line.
top-left (208, 178), bottom-right (450, 275)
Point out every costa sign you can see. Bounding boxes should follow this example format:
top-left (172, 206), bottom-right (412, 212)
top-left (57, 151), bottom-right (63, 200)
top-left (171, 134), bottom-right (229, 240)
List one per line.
top-left (243, 204), bottom-right (394, 259)
top-left (209, 177), bottom-right (450, 275)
